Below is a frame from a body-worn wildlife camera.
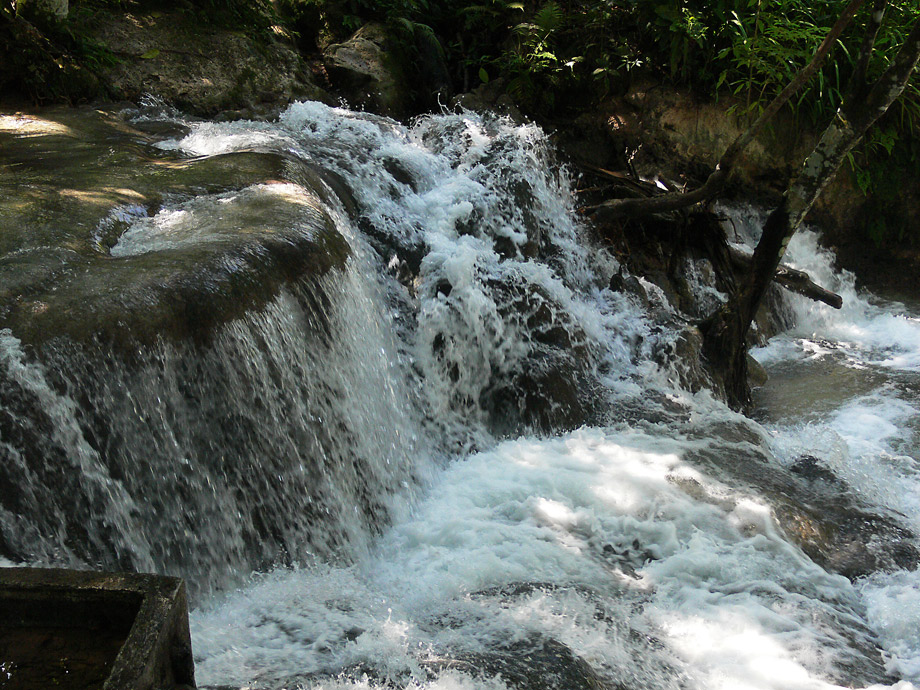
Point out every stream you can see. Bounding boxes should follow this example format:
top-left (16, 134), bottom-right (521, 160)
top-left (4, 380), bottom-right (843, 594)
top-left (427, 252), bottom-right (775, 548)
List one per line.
top-left (1, 102), bottom-right (919, 690)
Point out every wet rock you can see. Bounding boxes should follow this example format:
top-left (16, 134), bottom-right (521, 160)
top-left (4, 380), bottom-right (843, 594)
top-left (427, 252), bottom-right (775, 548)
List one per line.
top-left (777, 496), bottom-right (920, 580)
top-left (0, 107), bottom-right (349, 348)
top-left (323, 23), bottom-right (411, 119)
top-left (357, 215), bottom-right (427, 284)
top-left (451, 77), bottom-right (526, 123)
top-left (425, 635), bottom-right (614, 690)
top-left (789, 455), bottom-right (840, 484)
top-left (459, 583), bottom-right (679, 690)
top-left (480, 282), bottom-right (604, 435)
top-left (670, 325), bottom-right (709, 392)
top-left (485, 348), bottom-right (603, 435)
top-left (747, 353), bottom-right (768, 387)
top-left (608, 270), bottom-right (649, 307)
top-left (684, 431), bottom-right (920, 581)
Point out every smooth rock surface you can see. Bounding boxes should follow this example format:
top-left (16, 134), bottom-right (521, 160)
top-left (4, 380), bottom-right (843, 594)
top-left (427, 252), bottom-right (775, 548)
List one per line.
top-left (0, 107), bottom-right (349, 347)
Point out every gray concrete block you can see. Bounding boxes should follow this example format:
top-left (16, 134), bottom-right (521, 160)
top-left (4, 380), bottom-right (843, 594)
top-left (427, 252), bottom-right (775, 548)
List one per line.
top-left (0, 567), bottom-right (195, 689)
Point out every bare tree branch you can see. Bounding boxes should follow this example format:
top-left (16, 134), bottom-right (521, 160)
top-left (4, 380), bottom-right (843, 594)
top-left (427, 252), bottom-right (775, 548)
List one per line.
top-left (727, 246), bottom-right (842, 308)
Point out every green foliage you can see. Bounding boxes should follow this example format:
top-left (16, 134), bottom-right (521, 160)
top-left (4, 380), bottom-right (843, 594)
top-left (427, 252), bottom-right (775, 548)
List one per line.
top-left (449, 1), bottom-right (639, 111)
top-left (348, 0), bottom-right (920, 123)
top-left (633, 1), bottom-right (920, 124)
top-left (336, 0), bottom-right (431, 32)
top-left (427, 0), bottom-right (920, 246)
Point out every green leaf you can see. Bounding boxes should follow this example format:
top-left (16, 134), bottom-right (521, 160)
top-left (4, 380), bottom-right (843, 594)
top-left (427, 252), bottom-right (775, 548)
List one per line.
top-left (479, 67), bottom-right (489, 83)
top-left (139, 48), bottom-right (160, 59)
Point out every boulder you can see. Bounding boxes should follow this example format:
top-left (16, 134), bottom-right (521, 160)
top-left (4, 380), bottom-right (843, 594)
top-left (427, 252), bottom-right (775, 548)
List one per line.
top-left (77, 9), bottom-right (331, 116)
top-left (323, 23), bottom-right (411, 118)
top-left (425, 635), bottom-right (614, 690)
top-left (452, 77), bottom-right (526, 123)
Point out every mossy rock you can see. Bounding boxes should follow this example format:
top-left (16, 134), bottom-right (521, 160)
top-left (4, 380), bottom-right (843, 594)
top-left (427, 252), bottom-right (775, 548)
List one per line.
top-left (73, 9), bottom-right (331, 116)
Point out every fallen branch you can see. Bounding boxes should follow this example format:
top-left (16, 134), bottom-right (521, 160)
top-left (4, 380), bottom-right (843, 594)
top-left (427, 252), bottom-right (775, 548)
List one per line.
top-left (576, 162), bottom-right (661, 199)
top-left (727, 246), bottom-right (842, 309)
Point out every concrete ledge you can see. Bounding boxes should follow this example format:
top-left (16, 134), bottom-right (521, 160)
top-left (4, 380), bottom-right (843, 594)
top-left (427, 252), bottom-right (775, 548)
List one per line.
top-left (0, 567), bottom-right (195, 689)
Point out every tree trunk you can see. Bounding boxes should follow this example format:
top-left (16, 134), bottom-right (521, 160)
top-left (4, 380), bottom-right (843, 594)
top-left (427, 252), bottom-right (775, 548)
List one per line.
top-left (703, 9), bottom-right (920, 409)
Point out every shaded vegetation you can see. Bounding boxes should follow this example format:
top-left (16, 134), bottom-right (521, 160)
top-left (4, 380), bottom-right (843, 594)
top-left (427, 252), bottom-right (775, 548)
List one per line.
top-left (7, 0), bottom-right (920, 122)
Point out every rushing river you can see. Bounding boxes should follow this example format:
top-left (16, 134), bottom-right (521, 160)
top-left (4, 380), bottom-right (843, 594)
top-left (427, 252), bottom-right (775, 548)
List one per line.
top-left (2, 102), bottom-right (919, 690)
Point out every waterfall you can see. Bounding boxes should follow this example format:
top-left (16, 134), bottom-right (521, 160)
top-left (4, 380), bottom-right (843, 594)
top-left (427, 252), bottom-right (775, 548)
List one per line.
top-left (1, 190), bottom-right (427, 595)
top-left (3, 103), bottom-right (920, 689)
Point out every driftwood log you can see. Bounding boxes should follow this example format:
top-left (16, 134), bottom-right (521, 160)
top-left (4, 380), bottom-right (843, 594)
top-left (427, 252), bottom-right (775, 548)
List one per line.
top-left (727, 245), bottom-right (842, 309)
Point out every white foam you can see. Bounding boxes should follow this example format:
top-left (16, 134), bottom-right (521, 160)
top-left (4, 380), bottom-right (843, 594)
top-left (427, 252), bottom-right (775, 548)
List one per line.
top-left (729, 205), bottom-right (920, 373)
top-left (141, 116), bottom-right (920, 690)
top-left (193, 428), bottom-right (887, 689)
top-left (861, 569), bottom-right (920, 682)
top-left (155, 119), bottom-right (291, 156)
top-left (725, 203), bottom-right (920, 690)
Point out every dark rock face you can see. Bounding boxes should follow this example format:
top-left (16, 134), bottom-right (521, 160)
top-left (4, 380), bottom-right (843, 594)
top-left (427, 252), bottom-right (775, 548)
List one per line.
top-left (426, 635), bottom-right (614, 690)
top-left (480, 281), bottom-right (605, 435)
top-left (75, 9), bottom-right (330, 117)
top-left (323, 24), bottom-right (412, 119)
top-left (323, 22), bottom-right (452, 120)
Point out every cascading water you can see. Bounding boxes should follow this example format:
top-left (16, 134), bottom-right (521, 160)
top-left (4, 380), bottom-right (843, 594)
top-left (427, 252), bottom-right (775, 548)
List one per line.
top-left (2, 103), bottom-right (920, 690)
top-left (0, 267), bottom-right (426, 595)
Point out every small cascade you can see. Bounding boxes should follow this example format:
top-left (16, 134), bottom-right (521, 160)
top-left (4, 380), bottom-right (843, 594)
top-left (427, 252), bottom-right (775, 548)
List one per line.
top-left (3, 105), bottom-right (920, 689)
top-left (163, 103), bottom-right (667, 447)
top-left (0, 262), bottom-right (425, 595)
